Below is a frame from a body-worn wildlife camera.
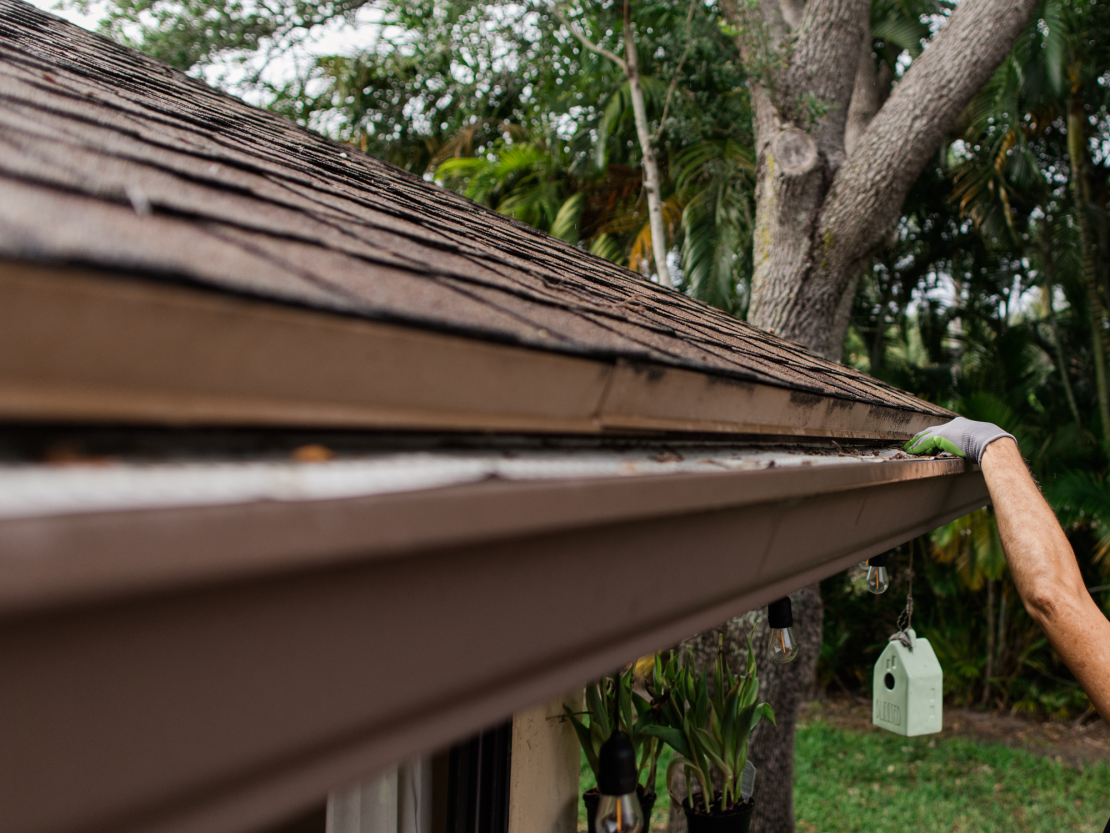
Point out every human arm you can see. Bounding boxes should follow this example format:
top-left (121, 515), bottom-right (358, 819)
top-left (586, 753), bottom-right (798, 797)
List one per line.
top-left (907, 418), bottom-right (1110, 718)
top-left (979, 439), bottom-right (1110, 720)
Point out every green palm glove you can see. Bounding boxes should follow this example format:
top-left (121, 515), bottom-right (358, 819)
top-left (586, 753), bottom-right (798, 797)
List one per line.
top-left (904, 417), bottom-right (1015, 465)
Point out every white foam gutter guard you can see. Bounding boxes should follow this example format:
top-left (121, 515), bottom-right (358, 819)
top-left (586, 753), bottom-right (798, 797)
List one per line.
top-left (0, 443), bottom-right (988, 833)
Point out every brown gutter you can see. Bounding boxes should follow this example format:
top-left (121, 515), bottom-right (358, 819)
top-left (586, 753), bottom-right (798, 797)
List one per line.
top-left (0, 262), bottom-right (942, 440)
top-left (0, 456), bottom-right (971, 615)
top-left (0, 458), bottom-right (988, 833)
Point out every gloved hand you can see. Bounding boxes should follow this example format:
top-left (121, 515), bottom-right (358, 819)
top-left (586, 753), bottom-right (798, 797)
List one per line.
top-left (904, 417), bottom-right (1016, 465)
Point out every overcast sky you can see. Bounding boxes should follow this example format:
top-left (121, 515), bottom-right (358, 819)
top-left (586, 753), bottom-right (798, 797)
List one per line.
top-left (26, 0), bottom-right (388, 107)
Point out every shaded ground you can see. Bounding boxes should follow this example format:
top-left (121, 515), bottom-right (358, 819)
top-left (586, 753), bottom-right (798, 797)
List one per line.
top-left (807, 694), bottom-right (1110, 770)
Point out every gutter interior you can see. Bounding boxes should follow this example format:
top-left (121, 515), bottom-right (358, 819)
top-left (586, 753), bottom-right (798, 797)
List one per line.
top-left (0, 427), bottom-right (938, 521)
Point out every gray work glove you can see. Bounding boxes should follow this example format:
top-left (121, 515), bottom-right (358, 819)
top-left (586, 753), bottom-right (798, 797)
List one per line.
top-left (904, 417), bottom-right (1015, 465)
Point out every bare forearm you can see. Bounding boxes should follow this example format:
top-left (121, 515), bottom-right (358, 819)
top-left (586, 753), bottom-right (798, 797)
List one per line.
top-left (981, 439), bottom-right (1110, 717)
top-left (982, 440), bottom-right (1081, 607)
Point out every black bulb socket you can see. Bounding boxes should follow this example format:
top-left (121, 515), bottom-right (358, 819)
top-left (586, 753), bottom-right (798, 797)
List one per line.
top-left (597, 730), bottom-right (638, 796)
top-left (868, 552), bottom-right (890, 568)
top-left (767, 596), bottom-right (793, 629)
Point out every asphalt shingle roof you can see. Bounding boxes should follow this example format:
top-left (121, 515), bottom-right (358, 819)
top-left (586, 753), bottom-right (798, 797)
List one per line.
top-left (0, 0), bottom-right (948, 417)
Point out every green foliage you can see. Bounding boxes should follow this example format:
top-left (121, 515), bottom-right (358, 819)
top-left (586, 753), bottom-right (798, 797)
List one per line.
top-left (835, 0), bottom-right (1110, 718)
top-left (563, 665), bottom-right (664, 794)
top-left (595, 76), bottom-right (669, 169)
top-left (1049, 469), bottom-right (1110, 566)
top-left (674, 139), bottom-right (755, 313)
top-left (436, 135), bottom-right (567, 230)
top-left (639, 634), bottom-right (773, 815)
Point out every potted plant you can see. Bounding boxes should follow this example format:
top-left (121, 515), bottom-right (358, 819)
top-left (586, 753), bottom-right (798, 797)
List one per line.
top-left (640, 633), bottom-right (774, 833)
top-left (565, 665), bottom-right (663, 830)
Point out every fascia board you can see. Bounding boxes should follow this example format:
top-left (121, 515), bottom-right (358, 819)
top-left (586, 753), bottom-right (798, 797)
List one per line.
top-left (0, 462), bottom-right (988, 833)
top-left (0, 262), bottom-right (944, 439)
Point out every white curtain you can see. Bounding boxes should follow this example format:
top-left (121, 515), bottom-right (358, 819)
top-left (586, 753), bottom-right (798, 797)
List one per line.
top-left (326, 758), bottom-right (432, 833)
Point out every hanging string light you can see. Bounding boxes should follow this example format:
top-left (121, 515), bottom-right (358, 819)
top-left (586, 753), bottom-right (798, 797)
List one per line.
top-left (866, 552), bottom-right (891, 594)
top-left (767, 597), bottom-right (799, 664)
top-left (595, 731), bottom-right (643, 833)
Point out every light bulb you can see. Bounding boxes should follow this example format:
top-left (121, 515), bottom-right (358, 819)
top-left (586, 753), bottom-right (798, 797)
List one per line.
top-left (596, 731), bottom-right (643, 833)
top-left (595, 792), bottom-right (643, 833)
top-left (866, 553), bottom-right (890, 594)
top-left (866, 564), bottom-right (889, 594)
top-left (769, 624), bottom-right (799, 664)
top-left (766, 596), bottom-right (799, 664)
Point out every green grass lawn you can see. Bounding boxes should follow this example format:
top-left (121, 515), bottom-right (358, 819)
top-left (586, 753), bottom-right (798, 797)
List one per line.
top-left (795, 720), bottom-right (1110, 832)
top-left (577, 720), bottom-right (1110, 832)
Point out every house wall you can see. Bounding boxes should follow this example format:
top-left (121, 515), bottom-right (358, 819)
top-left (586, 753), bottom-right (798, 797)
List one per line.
top-left (508, 692), bottom-right (582, 833)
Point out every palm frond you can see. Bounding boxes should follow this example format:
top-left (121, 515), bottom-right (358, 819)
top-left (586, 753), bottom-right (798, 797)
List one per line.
top-left (1049, 472), bottom-right (1110, 565)
top-left (551, 192), bottom-right (587, 244)
top-left (590, 233), bottom-right (624, 263)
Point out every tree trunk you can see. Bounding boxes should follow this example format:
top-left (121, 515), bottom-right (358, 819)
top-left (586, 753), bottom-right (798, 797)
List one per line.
top-left (746, 584), bottom-right (823, 833)
top-left (982, 579), bottom-right (995, 706)
top-left (724, 0), bottom-right (1039, 358)
top-left (705, 1), bottom-right (1038, 830)
top-left (623, 5), bottom-right (674, 288)
top-left (997, 583), bottom-right (1008, 685)
top-left (1041, 221), bottom-right (1082, 425)
top-left (1067, 94), bottom-right (1110, 443)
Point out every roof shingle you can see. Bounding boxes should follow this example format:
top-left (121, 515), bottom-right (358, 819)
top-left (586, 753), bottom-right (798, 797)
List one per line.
top-left (0, 0), bottom-right (947, 417)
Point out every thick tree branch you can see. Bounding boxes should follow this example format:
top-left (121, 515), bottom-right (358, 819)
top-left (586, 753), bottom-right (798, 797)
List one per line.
top-left (723, 0), bottom-right (866, 162)
top-left (771, 0), bottom-right (1039, 356)
top-left (820, 0), bottom-right (1039, 288)
top-left (776, 0), bottom-right (804, 28)
top-left (782, 0), bottom-right (869, 162)
top-left (718, 0), bottom-right (789, 108)
top-left (844, 31), bottom-right (881, 155)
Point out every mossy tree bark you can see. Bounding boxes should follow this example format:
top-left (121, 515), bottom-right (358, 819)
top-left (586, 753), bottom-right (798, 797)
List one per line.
top-left (721, 0), bottom-right (1038, 359)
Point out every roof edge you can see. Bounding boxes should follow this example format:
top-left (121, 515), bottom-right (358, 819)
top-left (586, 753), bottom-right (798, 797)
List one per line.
top-left (0, 261), bottom-right (948, 440)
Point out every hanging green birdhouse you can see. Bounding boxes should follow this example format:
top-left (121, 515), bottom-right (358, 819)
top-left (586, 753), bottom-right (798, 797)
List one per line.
top-left (872, 629), bottom-right (943, 737)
